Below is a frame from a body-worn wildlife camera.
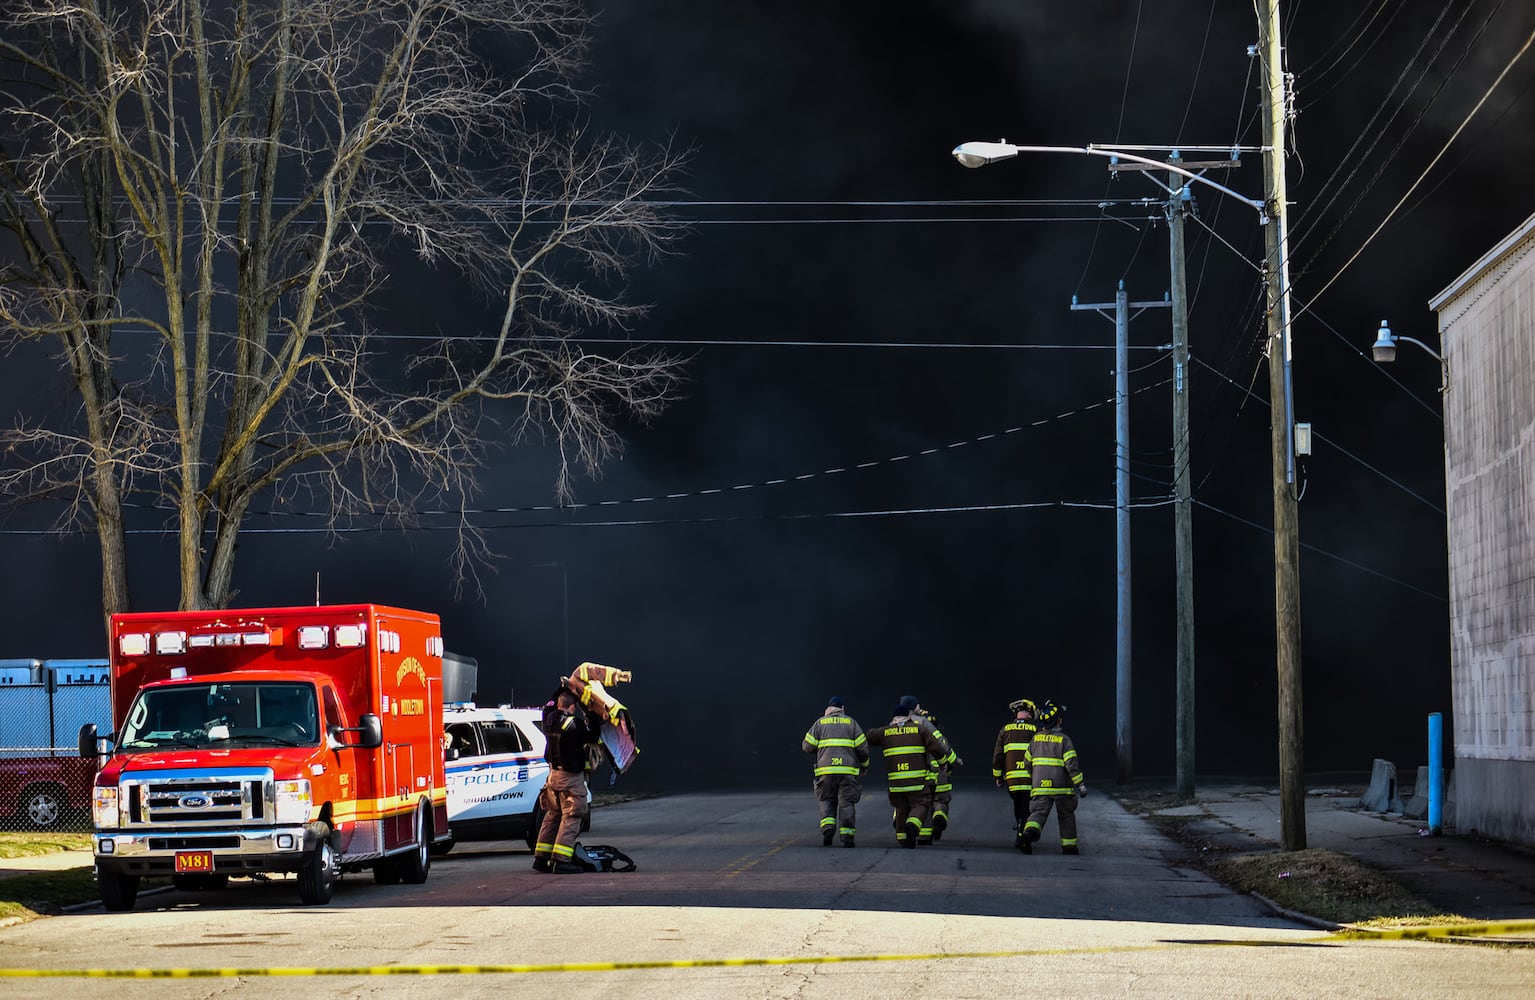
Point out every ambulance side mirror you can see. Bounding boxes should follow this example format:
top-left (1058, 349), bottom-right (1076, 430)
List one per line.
top-left (327, 713), bottom-right (384, 750)
top-left (356, 713), bottom-right (383, 749)
top-left (78, 722), bottom-right (99, 757)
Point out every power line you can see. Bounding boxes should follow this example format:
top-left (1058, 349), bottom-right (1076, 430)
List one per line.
top-left (1298, 19), bottom-right (1535, 317)
top-left (1190, 356), bottom-right (1445, 513)
top-left (1194, 498), bottom-right (1445, 601)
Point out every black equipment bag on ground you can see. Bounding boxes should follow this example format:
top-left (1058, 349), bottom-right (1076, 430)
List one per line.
top-left (570, 843), bottom-right (637, 872)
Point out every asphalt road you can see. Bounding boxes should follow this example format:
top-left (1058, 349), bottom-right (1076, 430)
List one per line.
top-left (0, 786), bottom-right (1530, 998)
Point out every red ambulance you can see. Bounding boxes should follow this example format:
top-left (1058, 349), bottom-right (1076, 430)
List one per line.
top-left (79, 604), bottom-right (449, 910)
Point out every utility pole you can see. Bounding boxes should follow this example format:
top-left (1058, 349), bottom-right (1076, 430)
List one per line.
top-left (1072, 284), bottom-right (1169, 784)
top-left (1167, 165), bottom-right (1197, 800)
top-left (1259, 0), bottom-right (1307, 850)
top-left (1107, 150), bottom-right (1230, 798)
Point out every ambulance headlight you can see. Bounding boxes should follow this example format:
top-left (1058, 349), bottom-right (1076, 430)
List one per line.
top-left (274, 779), bottom-right (313, 825)
top-left (92, 786), bottom-right (120, 828)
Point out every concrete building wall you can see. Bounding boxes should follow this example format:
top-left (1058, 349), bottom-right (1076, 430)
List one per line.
top-left (1432, 210), bottom-right (1535, 846)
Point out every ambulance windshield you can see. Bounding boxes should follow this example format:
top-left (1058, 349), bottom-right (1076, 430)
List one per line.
top-left (120, 682), bottom-right (320, 748)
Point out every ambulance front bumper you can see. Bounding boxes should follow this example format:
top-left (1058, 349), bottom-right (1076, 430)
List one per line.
top-left (92, 825), bottom-right (316, 876)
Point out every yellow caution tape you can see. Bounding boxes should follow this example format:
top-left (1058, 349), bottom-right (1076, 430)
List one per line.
top-left (3, 922), bottom-right (1532, 978)
top-left (0, 947), bottom-right (1166, 978)
top-left (1330, 919), bottom-right (1535, 942)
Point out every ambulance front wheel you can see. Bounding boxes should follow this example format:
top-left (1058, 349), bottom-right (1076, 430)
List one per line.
top-left (99, 870), bottom-right (139, 912)
top-left (298, 825), bottom-right (337, 905)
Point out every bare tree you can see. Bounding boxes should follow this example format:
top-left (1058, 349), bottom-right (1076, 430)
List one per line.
top-left (0, 0), bottom-right (688, 626)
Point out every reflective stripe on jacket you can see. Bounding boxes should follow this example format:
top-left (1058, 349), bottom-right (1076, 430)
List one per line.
top-left (991, 720), bottom-right (1037, 792)
top-left (866, 714), bottom-right (952, 794)
top-left (1023, 726), bottom-right (1083, 796)
top-left (925, 718), bottom-right (958, 793)
top-left (802, 713), bottom-right (869, 777)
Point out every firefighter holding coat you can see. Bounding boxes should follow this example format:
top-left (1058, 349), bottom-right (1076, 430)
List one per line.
top-left (991, 698), bottom-right (1038, 853)
top-left (532, 686), bottom-right (601, 873)
top-left (1020, 700), bottom-right (1086, 854)
top-left (801, 696), bottom-right (870, 848)
top-left (866, 695), bottom-right (953, 848)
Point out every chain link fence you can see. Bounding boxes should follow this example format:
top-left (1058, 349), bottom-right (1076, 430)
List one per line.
top-left (0, 659), bottom-right (108, 833)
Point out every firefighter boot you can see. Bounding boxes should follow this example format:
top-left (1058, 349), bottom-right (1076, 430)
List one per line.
top-left (842, 836), bottom-right (855, 848)
top-left (902, 819), bottom-right (921, 848)
top-left (1062, 846), bottom-right (1080, 855)
top-left (1015, 830), bottom-right (1031, 854)
top-left (822, 828), bottom-right (835, 847)
top-left (932, 813), bottom-right (947, 842)
top-left (532, 856), bottom-right (553, 873)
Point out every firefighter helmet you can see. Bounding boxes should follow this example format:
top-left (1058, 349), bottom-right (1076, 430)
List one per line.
top-left (1036, 700), bottom-right (1064, 727)
top-left (1008, 697), bottom-right (1036, 718)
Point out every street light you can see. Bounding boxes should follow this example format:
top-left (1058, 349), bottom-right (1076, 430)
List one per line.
top-left (953, 127), bottom-right (1307, 841)
top-left (951, 141), bottom-right (1269, 220)
top-left (1368, 319), bottom-right (1450, 834)
top-left (1371, 321), bottom-right (1448, 391)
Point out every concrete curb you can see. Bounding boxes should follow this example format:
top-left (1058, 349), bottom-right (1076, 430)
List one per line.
top-left (1248, 890), bottom-right (1344, 931)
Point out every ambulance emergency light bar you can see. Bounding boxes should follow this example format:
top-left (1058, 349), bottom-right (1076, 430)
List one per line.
top-left (118, 622), bottom-right (350, 657)
top-left (295, 624), bottom-right (369, 650)
top-left (119, 619), bottom-right (439, 657)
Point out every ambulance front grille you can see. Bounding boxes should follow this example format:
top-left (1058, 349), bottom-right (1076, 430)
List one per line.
top-left (119, 767), bottom-right (273, 828)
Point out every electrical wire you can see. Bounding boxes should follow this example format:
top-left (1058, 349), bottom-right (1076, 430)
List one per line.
top-left (1194, 498), bottom-right (1445, 601)
top-left (1190, 356), bottom-right (1445, 514)
top-left (1175, 0), bottom-right (1220, 146)
top-left (1294, 1), bottom-right (1409, 108)
top-left (1298, 20), bottom-right (1535, 318)
top-left (1293, 0), bottom-right (1493, 262)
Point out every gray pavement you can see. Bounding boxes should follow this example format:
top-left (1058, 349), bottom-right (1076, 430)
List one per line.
top-left (7, 782), bottom-right (1535, 929)
top-left (3, 790), bottom-right (1535, 998)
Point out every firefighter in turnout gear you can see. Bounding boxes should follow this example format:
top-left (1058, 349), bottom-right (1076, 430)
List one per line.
top-left (914, 707), bottom-right (961, 845)
top-left (992, 698), bottom-right (1038, 852)
top-left (1020, 700), bottom-right (1086, 854)
top-left (801, 696), bottom-right (870, 847)
top-left (866, 695), bottom-right (953, 848)
top-left (533, 686), bottom-right (602, 873)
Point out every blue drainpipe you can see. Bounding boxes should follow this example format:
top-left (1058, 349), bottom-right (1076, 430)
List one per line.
top-left (1428, 712), bottom-right (1443, 835)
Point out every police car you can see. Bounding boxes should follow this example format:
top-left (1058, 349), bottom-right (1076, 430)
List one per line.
top-left (439, 702), bottom-right (587, 853)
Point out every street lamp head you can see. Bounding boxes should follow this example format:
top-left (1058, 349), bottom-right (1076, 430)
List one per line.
top-left (1371, 320), bottom-right (1398, 363)
top-left (952, 140), bottom-right (1019, 169)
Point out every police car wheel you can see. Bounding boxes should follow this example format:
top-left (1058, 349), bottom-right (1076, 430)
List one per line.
top-left (525, 802), bottom-right (545, 851)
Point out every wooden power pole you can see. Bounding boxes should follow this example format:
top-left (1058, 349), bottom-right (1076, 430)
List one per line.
top-left (1167, 167), bottom-right (1197, 800)
top-left (1259, 0), bottom-right (1307, 850)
